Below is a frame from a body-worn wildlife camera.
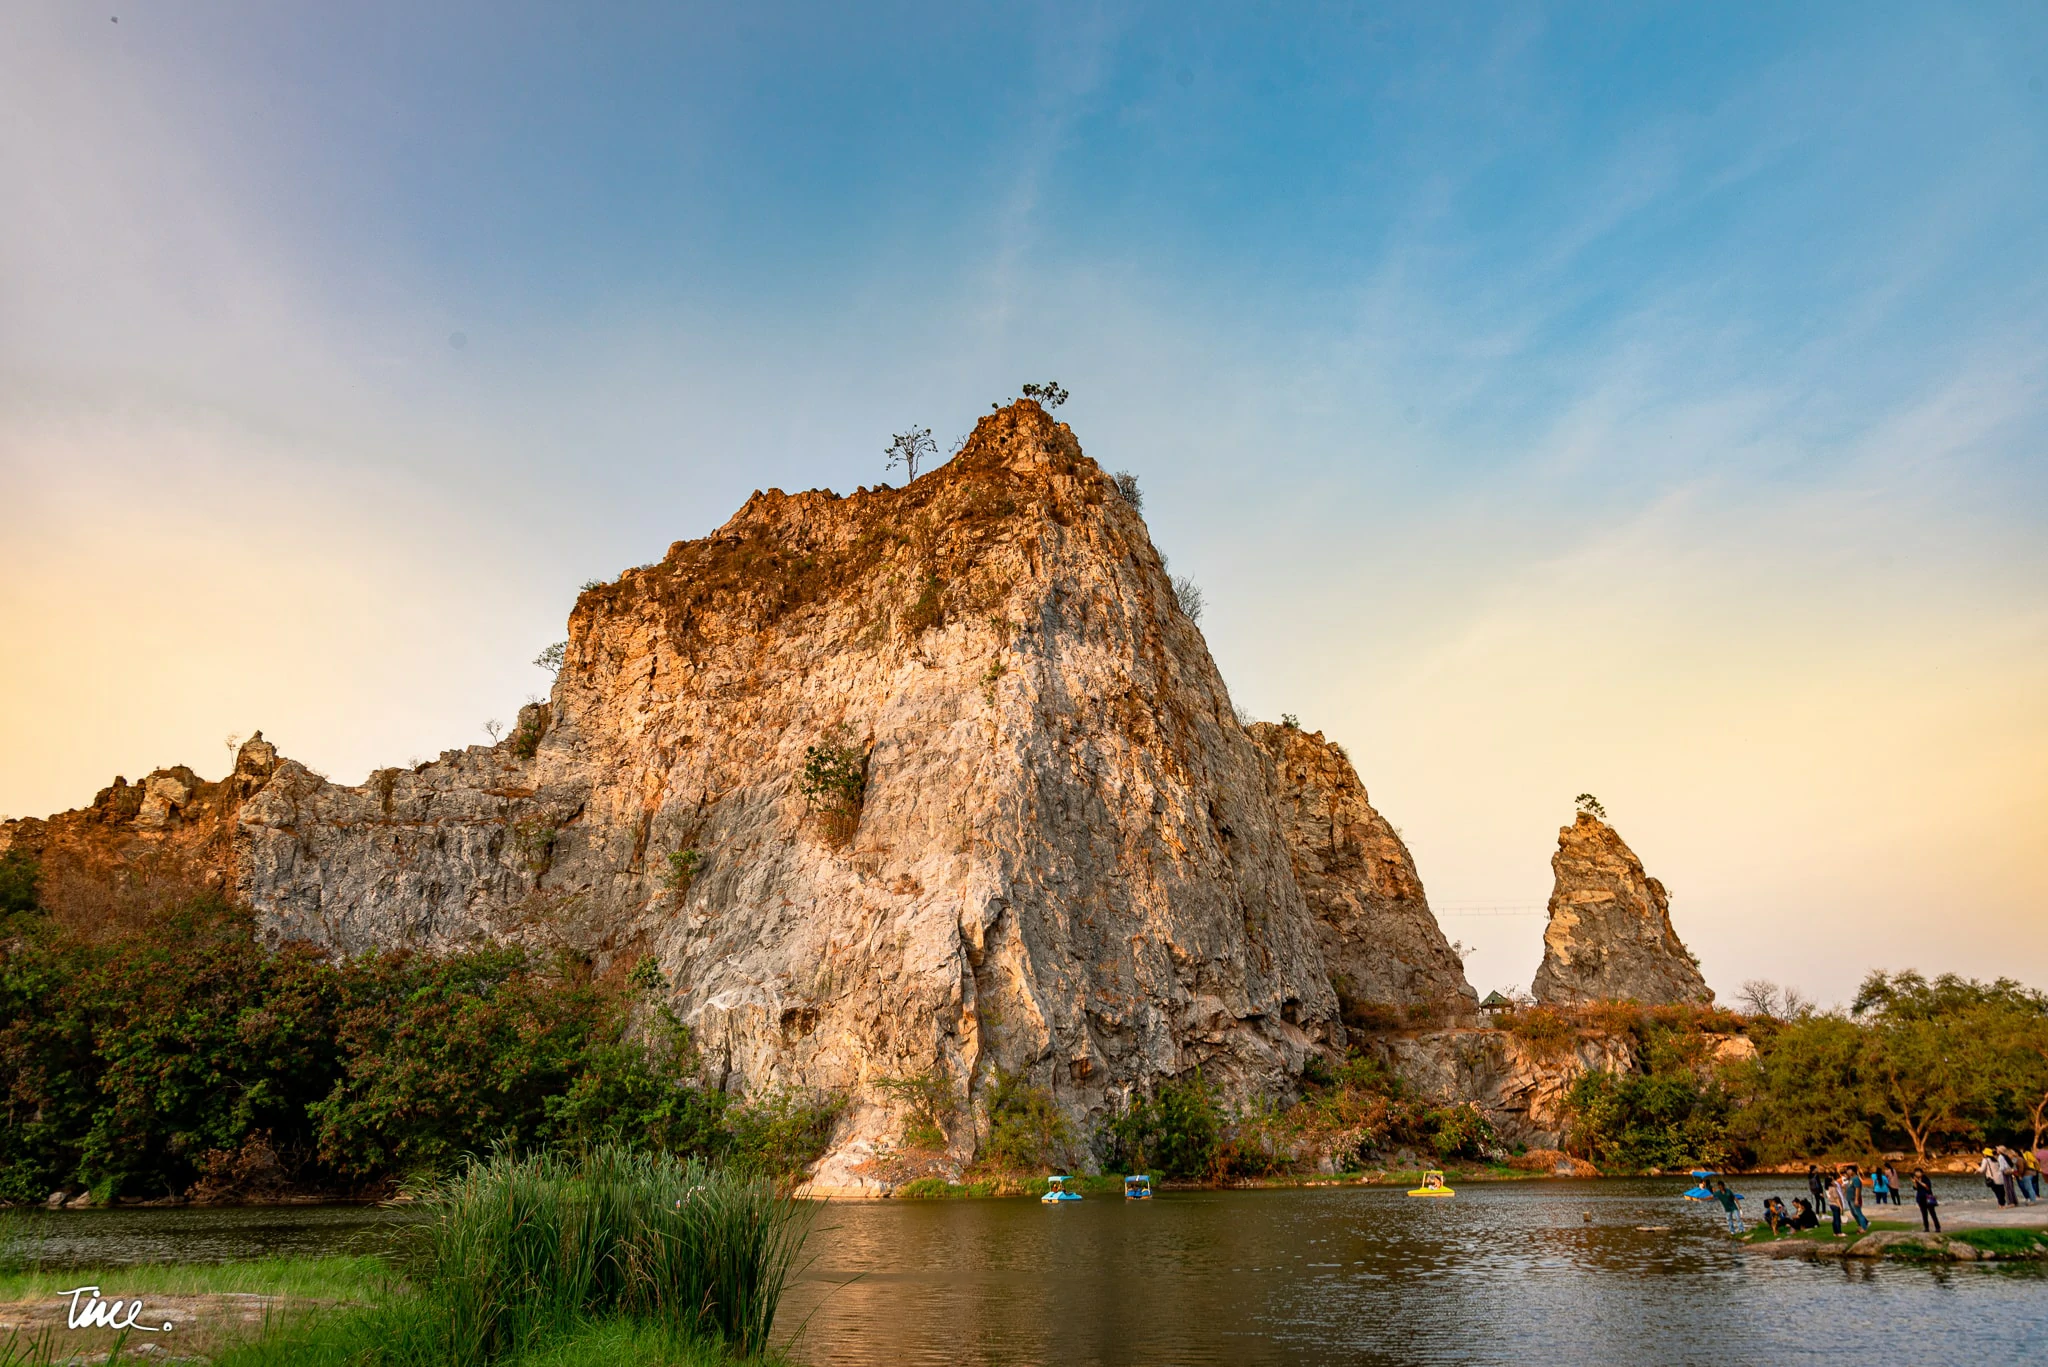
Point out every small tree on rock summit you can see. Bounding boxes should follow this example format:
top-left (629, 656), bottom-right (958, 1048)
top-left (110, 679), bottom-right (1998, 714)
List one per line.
top-left (887, 427), bottom-right (937, 481)
top-left (1021, 381), bottom-right (1069, 409)
top-left (1574, 793), bottom-right (1607, 820)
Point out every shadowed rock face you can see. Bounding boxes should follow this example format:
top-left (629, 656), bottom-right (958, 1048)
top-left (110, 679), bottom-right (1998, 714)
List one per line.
top-left (1246, 723), bottom-right (1475, 1022)
top-left (1531, 813), bottom-right (1710, 1006)
top-left (12, 401), bottom-right (1348, 1189)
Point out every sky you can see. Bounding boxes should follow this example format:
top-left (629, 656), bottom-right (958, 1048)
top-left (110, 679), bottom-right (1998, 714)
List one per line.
top-left (3, 2), bottom-right (2044, 1007)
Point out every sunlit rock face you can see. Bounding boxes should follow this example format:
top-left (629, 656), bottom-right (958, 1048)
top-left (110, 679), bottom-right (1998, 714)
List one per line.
top-left (1245, 722), bottom-right (1475, 1022)
top-left (0, 734), bottom-right (279, 923)
top-left (225, 401), bottom-right (1344, 1186)
top-left (1531, 814), bottom-right (1711, 1006)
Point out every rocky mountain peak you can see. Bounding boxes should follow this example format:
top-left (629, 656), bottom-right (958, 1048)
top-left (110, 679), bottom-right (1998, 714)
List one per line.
top-left (1531, 812), bottom-right (1710, 1006)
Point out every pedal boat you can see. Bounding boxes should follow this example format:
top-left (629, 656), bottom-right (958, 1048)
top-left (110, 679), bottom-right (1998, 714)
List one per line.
top-left (1407, 1170), bottom-right (1455, 1197)
top-left (1041, 1175), bottom-right (1081, 1203)
top-left (1124, 1174), bottom-right (1153, 1200)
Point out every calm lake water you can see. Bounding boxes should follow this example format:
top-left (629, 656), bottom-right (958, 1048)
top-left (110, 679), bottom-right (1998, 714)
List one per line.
top-left (778, 1177), bottom-right (2048, 1367)
top-left (13, 1178), bottom-right (2046, 1366)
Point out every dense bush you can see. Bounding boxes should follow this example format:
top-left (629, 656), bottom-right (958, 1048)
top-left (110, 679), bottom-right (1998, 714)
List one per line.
top-left (1565, 1069), bottom-right (1732, 1171)
top-left (1104, 1073), bottom-right (1223, 1179)
top-left (980, 1068), bottom-right (1075, 1171)
top-left (0, 895), bottom-right (833, 1202)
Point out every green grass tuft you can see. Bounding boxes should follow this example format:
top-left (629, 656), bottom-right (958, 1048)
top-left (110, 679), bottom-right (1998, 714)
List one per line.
top-left (1953, 1228), bottom-right (2048, 1256)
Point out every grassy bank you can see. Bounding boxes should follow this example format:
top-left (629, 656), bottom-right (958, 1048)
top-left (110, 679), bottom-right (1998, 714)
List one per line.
top-left (0, 1147), bottom-right (810, 1367)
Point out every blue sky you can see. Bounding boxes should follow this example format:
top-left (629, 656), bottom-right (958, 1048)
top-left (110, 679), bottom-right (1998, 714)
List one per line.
top-left (4, 2), bottom-right (2045, 1002)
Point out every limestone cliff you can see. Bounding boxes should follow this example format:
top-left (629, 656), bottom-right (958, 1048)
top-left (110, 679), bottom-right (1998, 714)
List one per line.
top-left (1531, 813), bottom-right (1710, 1006)
top-left (1246, 724), bottom-right (1474, 1021)
top-left (9, 401), bottom-right (1358, 1189)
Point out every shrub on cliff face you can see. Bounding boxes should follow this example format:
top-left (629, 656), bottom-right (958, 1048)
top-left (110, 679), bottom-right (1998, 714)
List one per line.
top-left (509, 702), bottom-right (550, 760)
top-left (902, 573), bottom-right (946, 633)
top-left (797, 730), bottom-right (868, 844)
top-left (1500, 1004), bottom-right (1577, 1060)
top-left (658, 849), bottom-right (701, 894)
top-left (877, 1069), bottom-right (954, 1149)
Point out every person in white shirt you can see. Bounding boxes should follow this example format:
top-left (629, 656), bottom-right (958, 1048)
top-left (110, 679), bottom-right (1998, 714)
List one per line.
top-left (1981, 1149), bottom-right (2008, 1207)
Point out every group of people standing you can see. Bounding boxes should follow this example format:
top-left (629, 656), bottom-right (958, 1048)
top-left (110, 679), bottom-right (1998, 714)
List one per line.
top-left (1748, 1149), bottom-right (2047, 1238)
top-left (1978, 1146), bottom-right (2042, 1207)
top-left (1785, 1162), bottom-right (1918, 1236)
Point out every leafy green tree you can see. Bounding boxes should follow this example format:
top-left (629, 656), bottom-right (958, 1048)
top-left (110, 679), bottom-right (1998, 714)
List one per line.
top-left (1566, 1069), bottom-right (1731, 1171)
top-left (1856, 1012), bottom-right (1984, 1159)
top-left (1981, 1002), bottom-right (2048, 1147)
top-left (0, 896), bottom-right (787, 1199)
top-left (1847, 970), bottom-right (2031, 1157)
top-left (1727, 1014), bottom-right (1871, 1163)
top-left (1853, 969), bottom-right (2047, 1020)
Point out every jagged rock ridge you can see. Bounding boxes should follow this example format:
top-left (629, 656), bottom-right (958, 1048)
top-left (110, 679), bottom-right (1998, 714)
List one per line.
top-left (1246, 723), bottom-right (1475, 1021)
top-left (1531, 813), bottom-right (1710, 1006)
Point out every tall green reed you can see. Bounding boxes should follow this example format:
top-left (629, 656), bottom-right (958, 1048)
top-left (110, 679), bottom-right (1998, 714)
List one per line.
top-left (420, 1145), bottom-right (811, 1365)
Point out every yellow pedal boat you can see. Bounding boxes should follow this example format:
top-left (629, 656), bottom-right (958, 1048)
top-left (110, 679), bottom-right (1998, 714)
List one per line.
top-left (1407, 1170), bottom-right (1455, 1197)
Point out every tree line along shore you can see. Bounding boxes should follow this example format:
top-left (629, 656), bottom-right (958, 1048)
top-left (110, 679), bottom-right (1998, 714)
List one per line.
top-left (1, 851), bottom-right (2044, 1207)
